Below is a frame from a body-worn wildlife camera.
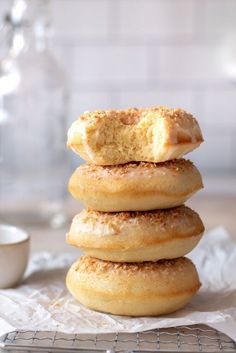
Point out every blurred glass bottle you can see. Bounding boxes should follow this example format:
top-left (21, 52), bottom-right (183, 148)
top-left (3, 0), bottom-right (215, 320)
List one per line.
top-left (0, 0), bottom-right (69, 227)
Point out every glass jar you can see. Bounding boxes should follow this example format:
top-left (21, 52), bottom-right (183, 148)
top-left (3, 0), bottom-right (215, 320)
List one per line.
top-left (0, 0), bottom-right (69, 227)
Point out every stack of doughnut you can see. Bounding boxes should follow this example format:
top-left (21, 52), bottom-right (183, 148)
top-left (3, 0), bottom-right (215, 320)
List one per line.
top-left (66, 106), bottom-right (204, 317)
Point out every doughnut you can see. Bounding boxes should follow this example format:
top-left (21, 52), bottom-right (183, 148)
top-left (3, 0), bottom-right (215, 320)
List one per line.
top-left (66, 256), bottom-right (201, 316)
top-left (67, 106), bottom-right (203, 165)
top-left (66, 206), bottom-right (204, 262)
top-left (68, 159), bottom-right (203, 212)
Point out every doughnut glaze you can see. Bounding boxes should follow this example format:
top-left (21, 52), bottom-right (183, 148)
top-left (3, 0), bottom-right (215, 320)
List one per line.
top-left (66, 256), bottom-right (201, 316)
top-left (66, 206), bottom-right (204, 262)
top-left (67, 107), bottom-right (203, 165)
top-left (68, 159), bottom-right (203, 212)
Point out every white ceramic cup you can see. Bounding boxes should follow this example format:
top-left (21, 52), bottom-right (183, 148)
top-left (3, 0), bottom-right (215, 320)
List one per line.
top-left (0, 224), bottom-right (30, 289)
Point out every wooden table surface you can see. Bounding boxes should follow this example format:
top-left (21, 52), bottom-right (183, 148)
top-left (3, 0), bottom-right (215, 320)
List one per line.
top-left (28, 194), bottom-right (236, 254)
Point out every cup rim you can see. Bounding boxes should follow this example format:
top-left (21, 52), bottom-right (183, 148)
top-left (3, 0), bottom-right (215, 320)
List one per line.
top-left (0, 224), bottom-right (30, 247)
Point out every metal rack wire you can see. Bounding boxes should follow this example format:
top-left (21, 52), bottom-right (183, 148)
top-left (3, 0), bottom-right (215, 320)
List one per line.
top-left (0, 324), bottom-right (235, 353)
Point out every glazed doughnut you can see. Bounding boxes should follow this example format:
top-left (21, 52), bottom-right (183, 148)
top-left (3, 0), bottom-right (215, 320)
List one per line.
top-left (67, 106), bottom-right (203, 165)
top-left (68, 159), bottom-right (203, 212)
top-left (66, 256), bottom-right (201, 316)
top-left (66, 206), bottom-right (204, 262)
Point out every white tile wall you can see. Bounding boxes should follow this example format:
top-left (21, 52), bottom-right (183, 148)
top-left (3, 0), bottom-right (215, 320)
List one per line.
top-left (53, 44), bottom-right (75, 83)
top-left (190, 132), bottom-right (233, 172)
top-left (204, 0), bottom-right (236, 38)
top-left (155, 43), bottom-right (225, 82)
top-left (1, 0), bottom-right (236, 174)
top-left (118, 89), bottom-right (194, 112)
top-left (201, 89), bottom-right (236, 128)
top-left (119, 0), bottom-right (194, 39)
top-left (51, 0), bottom-right (111, 40)
top-left (70, 90), bottom-right (114, 123)
top-left (73, 44), bottom-right (149, 83)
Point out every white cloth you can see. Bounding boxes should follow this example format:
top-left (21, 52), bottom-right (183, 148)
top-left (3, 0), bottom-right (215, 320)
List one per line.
top-left (0, 227), bottom-right (236, 341)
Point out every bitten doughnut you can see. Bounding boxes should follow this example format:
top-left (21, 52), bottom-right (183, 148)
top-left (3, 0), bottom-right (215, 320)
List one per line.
top-left (66, 206), bottom-right (204, 262)
top-left (68, 159), bottom-right (203, 212)
top-left (66, 256), bottom-right (201, 316)
top-left (67, 106), bottom-right (203, 165)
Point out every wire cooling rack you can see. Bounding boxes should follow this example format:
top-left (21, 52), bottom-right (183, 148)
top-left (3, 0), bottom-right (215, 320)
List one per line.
top-left (0, 325), bottom-right (235, 353)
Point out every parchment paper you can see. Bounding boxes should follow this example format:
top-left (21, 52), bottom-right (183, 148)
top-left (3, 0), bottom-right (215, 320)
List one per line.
top-left (1, 227), bottom-right (236, 341)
